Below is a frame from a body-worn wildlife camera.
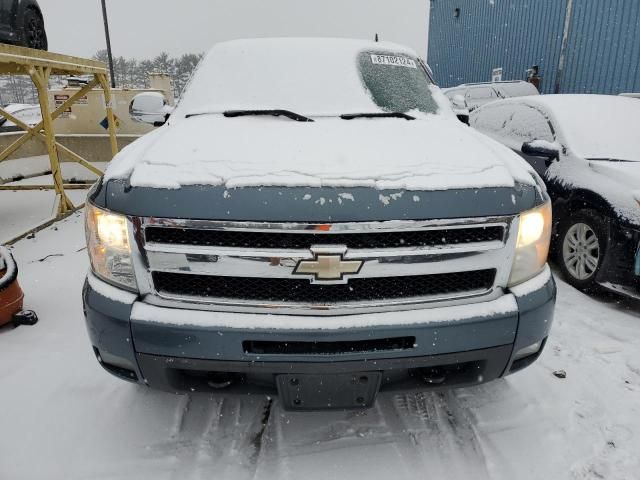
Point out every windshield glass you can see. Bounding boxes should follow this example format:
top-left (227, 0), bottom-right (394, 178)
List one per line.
top-left (357, 52), bottom-right (438, 115)
top-left (173, 39), bottom-right (442, 119)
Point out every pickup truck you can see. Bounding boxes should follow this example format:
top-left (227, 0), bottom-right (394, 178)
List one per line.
top-left (83, 38), bottom-right (556, 410)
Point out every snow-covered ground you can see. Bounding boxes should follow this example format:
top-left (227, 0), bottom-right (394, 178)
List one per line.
top-left (1, 212), bottom-right (639, 480)
top-left (0, 156), bottom-right (105, 243)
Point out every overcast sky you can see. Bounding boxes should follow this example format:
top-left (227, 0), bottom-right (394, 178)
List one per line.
top-left (38, 0), bottom-right (429, 60)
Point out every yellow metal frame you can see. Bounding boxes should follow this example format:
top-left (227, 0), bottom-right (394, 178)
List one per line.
top-left (0, 44), bottom-right (119, 216)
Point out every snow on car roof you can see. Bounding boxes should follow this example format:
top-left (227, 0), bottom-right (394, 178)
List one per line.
top-left (172, 37), bottom-right (426, 119)
top-left (513, 94), bottom-right (640, 161)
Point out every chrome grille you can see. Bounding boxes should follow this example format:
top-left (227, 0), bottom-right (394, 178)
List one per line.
top-left (131, 217), bottom-right (518, 315)
top-left (152, 270), bottom-right (497, 303)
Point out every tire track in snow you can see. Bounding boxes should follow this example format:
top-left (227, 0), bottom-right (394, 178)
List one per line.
top-left (145, 395), bottom-right (223, 479)
top-left (144, 394), bottom-right (270, 480)
top-left (251, 399), bottom-right (413, 480)
top-left (250, 393), bottom-right (490, 480)
top-left (248, 397), bottom-right (273, 467)
top-left (388, 391), bottom-right (492, 480)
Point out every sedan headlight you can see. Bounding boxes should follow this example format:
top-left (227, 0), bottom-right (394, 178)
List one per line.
top-left (508, 201), bottom-right (552, 287)
top-left (85, 203), bottom-right (137, 290)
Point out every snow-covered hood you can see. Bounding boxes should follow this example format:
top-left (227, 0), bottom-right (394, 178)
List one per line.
top-left (588, 161), bottom-right (640, 215)
top-left (105, 114), bottom-right (536, 192)
top-left (548, 158), bottom-right (640, 226)
top-left (588, 161), bottom-right (640, 193)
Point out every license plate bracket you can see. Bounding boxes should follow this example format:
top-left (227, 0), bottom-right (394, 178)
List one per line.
top-left (277, 372), bottom-right (382, 411)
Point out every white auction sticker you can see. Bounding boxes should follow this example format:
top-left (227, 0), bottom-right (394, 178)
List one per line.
top-left (370, 54), bottom-right (417, 69)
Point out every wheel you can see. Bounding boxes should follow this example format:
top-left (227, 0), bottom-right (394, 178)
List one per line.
top-left (23, 8), bottom-right (48, 51)
top-left (557, 210), bottom-right (607, 292)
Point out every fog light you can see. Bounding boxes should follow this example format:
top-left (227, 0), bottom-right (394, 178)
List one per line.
top-left (513, 341), bottom-right (542, 360)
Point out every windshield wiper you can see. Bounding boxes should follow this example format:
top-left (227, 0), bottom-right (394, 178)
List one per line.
top-left (587, 158), bottom-right (634, 162)
top-left (340, 112), bottom-right (415, 120)
top-left (223, 109), bottom-right (314, 122)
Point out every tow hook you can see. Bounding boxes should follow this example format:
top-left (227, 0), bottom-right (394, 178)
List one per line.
top-left (206, 372), bottom-right (242, 389)
top-left (420, 367), bottom-right (446, 385)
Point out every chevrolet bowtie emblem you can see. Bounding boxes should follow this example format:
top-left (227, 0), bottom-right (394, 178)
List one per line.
top-left (293, 247), bottom-right (363, 282)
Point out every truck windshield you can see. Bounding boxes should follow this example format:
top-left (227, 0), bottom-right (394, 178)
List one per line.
top-left (358, 52), bottom-right (439, 115)
top-left (174, 40), bottom-right (443, 119)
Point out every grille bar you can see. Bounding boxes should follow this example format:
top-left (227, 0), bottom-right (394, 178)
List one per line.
top-left (145, 226), bottom-right (504, 250)
top-left (152, 269), bottom-right (496, 304)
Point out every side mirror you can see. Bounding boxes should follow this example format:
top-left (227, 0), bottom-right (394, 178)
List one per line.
top-left (521, 140), bottom-right (560, 159)
top-left (450, 95), bottom-right (470, 125)
top-left (129, 92), bottom-right (174, 126)
top-left (456, 114), bottom-right (470, 126)
top-left (451, 94), bottom-right (467, 110)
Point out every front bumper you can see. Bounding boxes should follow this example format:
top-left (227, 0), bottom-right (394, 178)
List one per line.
top-left (83, 268), bottom-right (556, 406)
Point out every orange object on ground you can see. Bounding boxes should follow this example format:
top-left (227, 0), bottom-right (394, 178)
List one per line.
top-left (0, 247), bottom-right (24, 327)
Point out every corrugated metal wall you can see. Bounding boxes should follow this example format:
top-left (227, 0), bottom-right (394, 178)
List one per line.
top-left (561, 0), bottom-right (640, 93)
top-left (428, 0), bottom-right (640, 94)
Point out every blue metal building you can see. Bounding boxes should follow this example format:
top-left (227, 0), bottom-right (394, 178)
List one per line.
top-left (427, 0), bottom-right (640, 94)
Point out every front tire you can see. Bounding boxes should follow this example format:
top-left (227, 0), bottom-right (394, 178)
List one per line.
top-left (557, 210), bottom-right (607, 292)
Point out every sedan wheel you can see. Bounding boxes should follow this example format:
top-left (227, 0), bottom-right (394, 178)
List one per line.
top-left (562, 223), bottom-right (600, 280)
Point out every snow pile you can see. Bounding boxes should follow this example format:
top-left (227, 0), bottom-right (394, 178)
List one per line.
top-left (527, 139), bottom-right (562, 151)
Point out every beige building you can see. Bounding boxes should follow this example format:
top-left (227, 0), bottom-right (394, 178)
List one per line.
top-left (48, 73), bottom-right (174, 135)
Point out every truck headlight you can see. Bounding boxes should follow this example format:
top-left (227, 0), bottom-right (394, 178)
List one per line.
top-left (85, 203), bottom-right (137, 291)
top-left (508, 202), bottom-right (552, 287)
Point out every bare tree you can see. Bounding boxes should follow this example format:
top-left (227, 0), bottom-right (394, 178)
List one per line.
top-left (0, 50), bottom-right (202, 106)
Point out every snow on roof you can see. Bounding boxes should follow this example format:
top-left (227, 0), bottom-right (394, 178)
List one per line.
top-left (172, 37), bottom-right (422, 119)
top-left (516, 94), bottom-right (640, 161)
